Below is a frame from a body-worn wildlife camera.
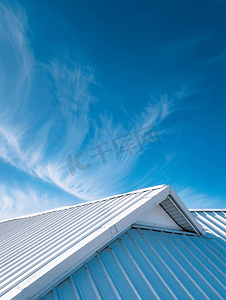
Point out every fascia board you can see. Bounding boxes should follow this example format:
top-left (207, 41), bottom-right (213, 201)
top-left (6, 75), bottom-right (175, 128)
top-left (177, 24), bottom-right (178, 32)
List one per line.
top-left (169, 186), bottom-right (206, 235)
top-left (3, 185), bottom-right (169, 300)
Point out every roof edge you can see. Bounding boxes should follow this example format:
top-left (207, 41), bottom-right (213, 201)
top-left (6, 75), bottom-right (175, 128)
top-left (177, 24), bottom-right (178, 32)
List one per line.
top-left (169, 187), bottom-right (206, 235)
top-left (0, 184), bottom-right (166, 224)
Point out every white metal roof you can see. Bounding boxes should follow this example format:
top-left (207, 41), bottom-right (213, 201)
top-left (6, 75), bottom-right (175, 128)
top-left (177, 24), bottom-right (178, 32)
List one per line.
top-left (40, 210), bottom-right (226, 300)
top-left (41, 226), bottom-right (226, 300)
top-left (0, 185), bottom-right (205, 300)
top-left (190, 210), bottom-right (226, 242)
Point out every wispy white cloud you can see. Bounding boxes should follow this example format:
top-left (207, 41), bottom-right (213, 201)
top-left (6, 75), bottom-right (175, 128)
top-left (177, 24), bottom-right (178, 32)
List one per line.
top-left (0, 119), bottom-right (51, 176)
top-left (0, 4), bottom-right (189, 204)
top-left (0, 4), bottom-right (32, 103)
top-left (177, 187), bottom-right (223, 209)
top-left (189, 48), bottom-right (226, 70)
top-left (47, 55), bottom-right (97, 117)
top-left (33, 90), bottom-right (185, 200)
top-left (0, 4), bottom-right (52, 176)
top-left (205, 0), bottom-right (224, 6)
top-left (0, 183), bottom-right (59, 221)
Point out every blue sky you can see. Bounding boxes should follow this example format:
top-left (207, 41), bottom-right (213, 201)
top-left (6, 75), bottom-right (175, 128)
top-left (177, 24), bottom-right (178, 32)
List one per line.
top-left (0, 0), bottom-right (226, 220)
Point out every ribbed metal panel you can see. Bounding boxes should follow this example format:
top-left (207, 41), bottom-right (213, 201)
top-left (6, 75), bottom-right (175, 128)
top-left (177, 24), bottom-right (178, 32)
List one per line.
top-left (190, 210), bottom-right (226, 242)
top-left (2, 186), bottom-right (225, 300)
top-left (41, 227), bottom-right (226, 300)
top-left (0, 186), bottom-right (164, 296)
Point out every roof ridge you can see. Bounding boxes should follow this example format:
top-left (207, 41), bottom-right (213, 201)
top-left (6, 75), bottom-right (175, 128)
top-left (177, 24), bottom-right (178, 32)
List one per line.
top-left (0, 184), bottom-right (166, 224)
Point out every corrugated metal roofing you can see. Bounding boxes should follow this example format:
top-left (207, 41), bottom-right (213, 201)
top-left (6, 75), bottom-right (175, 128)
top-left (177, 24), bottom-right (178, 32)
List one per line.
top-left (1, 185), bottom-right (174, 299)
top-left (190, 210), bottom-right (226, 242)
top-left (41, 226), bottom-right (226, 300)
top-left (0, 185), bottom-right (213, 299)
